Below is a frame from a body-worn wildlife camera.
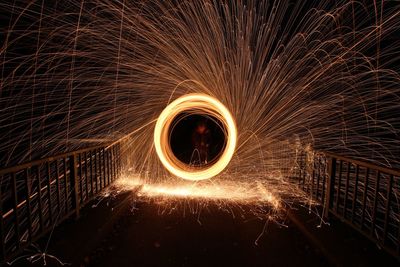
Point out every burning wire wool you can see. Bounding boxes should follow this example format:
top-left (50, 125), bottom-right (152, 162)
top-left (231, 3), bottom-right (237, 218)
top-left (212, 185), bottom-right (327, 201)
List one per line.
top-left (113, 170), bottom-right (319, 214)
top-left (1, 0), bottom-right (399, 224)
top-left (1, 2), bottom-right (400, 264)
top-left (1, 0), bottom-right (399, 171)
top-left (154, 93), bottom-right (237, 181)
top-left (116, 176), bottom-right (279, 209)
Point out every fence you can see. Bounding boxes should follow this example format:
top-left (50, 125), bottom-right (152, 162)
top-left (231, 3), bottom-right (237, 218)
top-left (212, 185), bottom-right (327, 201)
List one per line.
top-left (2, 139), bottom-right (399, 261)
top-left (0, 143), bottom-right (122, 263)
top-left (297, 151), bottom-right (400, 260)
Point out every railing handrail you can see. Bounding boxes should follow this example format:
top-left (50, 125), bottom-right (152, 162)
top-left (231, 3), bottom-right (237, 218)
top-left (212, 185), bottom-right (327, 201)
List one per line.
top-left (299, 150), bottom-right (400, 260)
top-left (0, 142), bottom-right (122, 263)
top-left (323, 151), bottom-right (400, 177)
top-left (0, 145), bottom-right (107, 176)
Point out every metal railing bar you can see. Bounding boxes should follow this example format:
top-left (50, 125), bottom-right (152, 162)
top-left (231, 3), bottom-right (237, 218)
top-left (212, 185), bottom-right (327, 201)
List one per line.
top-left (89, 151), bottom-right (94, 198)
top-left (351, 164), bottom-right (360, 223)
top-left (107, 149), bottom-right (111, 185)
top-left (0, 175), bottom-right (5, 261)
top-left (24, 168), bottom-right (33, 243)
top-left (360, 168), bottom-right (369, 230)
top-left (335, 160), bottom-right (343, 213)
top-left (78, 154), bottom-right (83, 204)
top-left (370, 170), bottom-right (380, 238)
top-left (0, 145), bottom-right (105, 176)
top-left (36, 166), bottom-right (44, 232)
top-left (102, 148), bottom-right (107, 188)
top-left (98, 149), bottom-right (103, 190)
top-left (0, 143), bottom-right (122, 264)
top-left (63, 158), bottom-right (69, 213)
top-left (46, 162), bottom-right (53, 225)
top-left (3, 173), bottom-right (61, 219)
top-left (70, 154), bottom-right (80, 218)
top-left (343, 162), bottom-right (351, 217)
top-left (323, 152), bottom-right (400, 177)
top-left (316, 158), bottom-right (321, 200)
top-left (55, 160), bottom-right (61, 216)
top-left (11, 173), bottom-right (20, 250)
top-left (383, 174), bottom-right (393, 245)
top-left (94, 149), bottom-right (98, 194)
top-left (84, 152), bottom-right (89, 201)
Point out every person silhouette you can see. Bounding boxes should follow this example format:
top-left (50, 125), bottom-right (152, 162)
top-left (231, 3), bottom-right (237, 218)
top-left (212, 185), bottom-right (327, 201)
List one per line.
top-left (191, 120), bottom-right (210, 165)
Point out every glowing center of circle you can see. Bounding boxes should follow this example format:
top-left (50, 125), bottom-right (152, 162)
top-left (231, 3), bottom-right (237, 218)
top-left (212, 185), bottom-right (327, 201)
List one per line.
top-left (154, 93), bottom-right (237, 181)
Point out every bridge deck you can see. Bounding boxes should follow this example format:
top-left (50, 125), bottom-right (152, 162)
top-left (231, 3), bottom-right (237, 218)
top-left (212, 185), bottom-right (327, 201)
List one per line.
top-left (11, 191), bottom-right (398, 267)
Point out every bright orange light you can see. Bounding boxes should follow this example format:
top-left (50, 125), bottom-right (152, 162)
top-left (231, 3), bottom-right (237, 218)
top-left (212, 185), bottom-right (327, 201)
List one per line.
top-left (154, 94), bottom-right (237, 181)
top-left (115, 177), bottom-right (281, 209)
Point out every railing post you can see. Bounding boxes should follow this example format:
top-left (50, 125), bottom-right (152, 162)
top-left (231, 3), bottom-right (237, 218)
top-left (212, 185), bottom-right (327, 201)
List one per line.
top-left (84, 151), bottom-right (89, 202)
top-left (36, 166), bottom-right (44, 232)
top-left (0, 144), bottom-right (121, 264)
top-left (46, 162), bottom-right (53, 224)
top-left (383, 174), bottom-right (393, 245)
top-left (69, 154), bottom-right (80, 219)
top-left (0, 175), bottom-right (5, 262)
top-left (11, 173), bottom-right (20, 250)
top-left (102, 148), bottom-right (107, 186)
top-left (324, 156), bottom-right (336, 218)
top-left (63, 158), bottom-right (69, 213)
top-left (117, 143), bottom-right (122, 176)
top-left (94, 149), bottom-right (98, 193)
top-left (25, 169), bottom-right (33, 243)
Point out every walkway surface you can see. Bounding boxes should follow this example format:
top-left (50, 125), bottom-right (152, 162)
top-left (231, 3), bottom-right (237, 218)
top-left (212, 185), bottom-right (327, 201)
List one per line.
top-left (10, 191), bottom-right (399, 267)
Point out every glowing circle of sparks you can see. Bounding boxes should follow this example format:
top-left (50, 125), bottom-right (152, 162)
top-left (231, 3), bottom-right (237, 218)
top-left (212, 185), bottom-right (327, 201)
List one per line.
top-left (154, 93), bottom-right (237, 181)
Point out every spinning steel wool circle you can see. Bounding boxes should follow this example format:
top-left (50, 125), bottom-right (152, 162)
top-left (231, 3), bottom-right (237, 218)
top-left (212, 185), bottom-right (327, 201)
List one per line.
top-left (154, 94), bottom-right (237, 181)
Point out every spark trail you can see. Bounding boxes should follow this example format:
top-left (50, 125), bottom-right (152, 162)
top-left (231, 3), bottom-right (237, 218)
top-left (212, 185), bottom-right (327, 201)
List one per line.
top-left (1, 0), bottom-right (399, 216)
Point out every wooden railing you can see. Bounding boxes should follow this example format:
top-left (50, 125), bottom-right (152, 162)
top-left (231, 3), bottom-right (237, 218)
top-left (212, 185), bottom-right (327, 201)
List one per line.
top-left (296, 151), bottom-right (400, 260)
top-left (0, 143), bottom-right (122, 263)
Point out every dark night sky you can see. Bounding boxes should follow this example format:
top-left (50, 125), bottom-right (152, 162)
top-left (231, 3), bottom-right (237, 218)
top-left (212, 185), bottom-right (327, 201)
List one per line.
top-left (0, 0), bottom-right (399, 168)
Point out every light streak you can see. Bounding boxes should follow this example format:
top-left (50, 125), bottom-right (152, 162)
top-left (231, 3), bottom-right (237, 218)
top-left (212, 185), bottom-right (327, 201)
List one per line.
top-left (154, 93), bottom-right (237, 181)
top-left (115, 176), bottom-right (280, 209)
top-left (1, 1), bottom-right (399, 171)
top-left (0, 0), bottom-right (399, 227)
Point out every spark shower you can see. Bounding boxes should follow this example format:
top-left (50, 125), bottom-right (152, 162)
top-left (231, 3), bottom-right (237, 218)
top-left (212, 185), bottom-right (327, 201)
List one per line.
top-left (1, 1), bottom-right (399, 208)
top-left (154, 93), bottom-right (237, 181)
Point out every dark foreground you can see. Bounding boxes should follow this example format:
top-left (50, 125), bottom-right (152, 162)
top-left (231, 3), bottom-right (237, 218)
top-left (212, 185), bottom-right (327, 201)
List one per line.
top-left (10, 192), bottom-right (398, 267)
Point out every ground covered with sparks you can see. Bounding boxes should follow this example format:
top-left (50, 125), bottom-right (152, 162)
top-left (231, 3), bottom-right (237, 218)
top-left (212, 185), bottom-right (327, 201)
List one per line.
top-left (112, 173), bottom-right (315, 218)
top-left (21, 188), bottom-right (397, 267)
